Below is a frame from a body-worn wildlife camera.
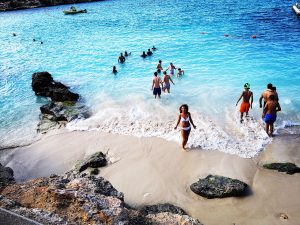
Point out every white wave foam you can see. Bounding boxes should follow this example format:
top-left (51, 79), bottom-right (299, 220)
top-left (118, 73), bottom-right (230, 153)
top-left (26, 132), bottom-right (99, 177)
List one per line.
top-left (67, 96), bottom-right (271, 158)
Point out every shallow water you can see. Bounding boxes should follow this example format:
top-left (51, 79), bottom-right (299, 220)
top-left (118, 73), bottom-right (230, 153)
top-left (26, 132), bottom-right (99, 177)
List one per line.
top-left (0, 0), bottom-right (299, 156)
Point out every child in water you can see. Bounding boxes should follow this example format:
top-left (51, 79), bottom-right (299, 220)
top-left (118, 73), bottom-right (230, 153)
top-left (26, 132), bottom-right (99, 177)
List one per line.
top-left (177, 68), bottom-right (184, 77)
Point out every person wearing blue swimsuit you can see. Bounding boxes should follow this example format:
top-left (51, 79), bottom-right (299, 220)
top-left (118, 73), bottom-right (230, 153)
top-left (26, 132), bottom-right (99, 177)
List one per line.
top-left (174, 104), bottom-right (196, 150)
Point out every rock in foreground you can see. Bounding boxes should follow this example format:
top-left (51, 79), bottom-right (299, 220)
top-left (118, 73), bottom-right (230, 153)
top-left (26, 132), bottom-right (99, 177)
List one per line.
top-left (263, 162), bottom-right (300, 174)
top-left (0, 164), bottom-right (15, 188)
top-left (0, 152), bottom-right (202, 225)
top-left (190, 175), bottom-right (248, 199)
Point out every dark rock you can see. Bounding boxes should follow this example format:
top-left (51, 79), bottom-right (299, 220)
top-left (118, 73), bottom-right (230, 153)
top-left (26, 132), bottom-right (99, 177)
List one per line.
top-left (190, 175), bottom-right (248, 199)
top-left (263, 163), bottom-right (300, 174)
top-left (0, 0), bottom-right (104, 12)
top-left (38, 101), bottom-right (89, 133)
top-left (32, 72), bottom-right (79, 102)
top-left (89, 168), bottom-right (99, 175)
top-left (0, 164), bottom-right (15, 188)
top-left (78, 152), bottom-right (107, 173)
top-left (139, 203), bottom-right (187, 216)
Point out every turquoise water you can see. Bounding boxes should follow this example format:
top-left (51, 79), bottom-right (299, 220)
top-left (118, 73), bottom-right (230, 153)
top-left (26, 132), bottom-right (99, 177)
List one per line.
top-left (0, 0), bottom-right (300, 156)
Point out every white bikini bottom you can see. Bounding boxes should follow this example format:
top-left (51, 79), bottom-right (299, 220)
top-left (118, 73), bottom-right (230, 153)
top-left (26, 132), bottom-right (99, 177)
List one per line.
top-left (182, 126), bottom-right (191, 131)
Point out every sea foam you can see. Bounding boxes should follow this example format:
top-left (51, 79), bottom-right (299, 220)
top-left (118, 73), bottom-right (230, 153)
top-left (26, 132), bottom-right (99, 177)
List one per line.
top-left (67, 96), bottom-right (271, 158)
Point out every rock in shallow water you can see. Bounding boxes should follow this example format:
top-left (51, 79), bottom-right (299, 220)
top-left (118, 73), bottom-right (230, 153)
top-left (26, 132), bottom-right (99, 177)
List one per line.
top-left (190, 175), bottom-right (248, 199)
top-left (32, 71), bottom-right (79, 102)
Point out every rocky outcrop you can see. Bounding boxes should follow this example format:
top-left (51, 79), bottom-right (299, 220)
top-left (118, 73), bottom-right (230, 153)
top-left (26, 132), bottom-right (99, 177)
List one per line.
top-left (32, 72), bottom-right (79, 102)
top-left (190, 175), bottom-right (248, 199)
top-left (0, 163), bottom-right (15, 188)
top-left (0, 0), bottom-right (104, 12)
top-left (31, 72), bottom-right (89, 133)
top-left (0, 152), bottom-right (203, 225)
top-left (263, 162), bottom-right (300, 174)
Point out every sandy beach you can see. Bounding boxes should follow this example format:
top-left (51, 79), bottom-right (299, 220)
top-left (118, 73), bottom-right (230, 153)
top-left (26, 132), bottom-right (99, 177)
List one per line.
top-left (1, 130), bottom-right (299, 225)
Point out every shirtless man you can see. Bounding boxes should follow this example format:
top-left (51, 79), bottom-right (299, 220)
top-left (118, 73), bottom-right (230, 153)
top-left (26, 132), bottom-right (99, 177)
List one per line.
top-left (152, 72), bottom-right (163, 99)
top-left (118, 53), bottom-right (125, 63)
top-left (162, 71), bottom-right (175, 93)
top-left (259, 83), bottom-right (279, 109)
top-left (157, 60), bottom-right (163, 73)
top-left (263, 95), bottom-right (281, 136)
top-left (236, 83), bottom-right (253, 122)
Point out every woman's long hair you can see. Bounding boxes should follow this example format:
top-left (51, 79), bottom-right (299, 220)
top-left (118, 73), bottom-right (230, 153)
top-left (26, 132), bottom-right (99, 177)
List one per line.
top-left (179, 104), bottom-right (189, 114)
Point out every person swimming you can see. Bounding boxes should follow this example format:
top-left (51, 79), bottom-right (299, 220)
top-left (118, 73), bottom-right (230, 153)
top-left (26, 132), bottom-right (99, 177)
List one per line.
top-left (177, 68), bottom-right (184, 77)
top-left (157, 60), bottom-right (163, 72)
top-left (141, 51), bottom-right (147, 58)
top-left (118, 53), bottom-right (126, 63)
top-left (147, 49), bottom-right (153, 56)
top-left (152, 45), bottom-right (157, 51)
top-left (112, 66), bottom-right (117, 74)
top-left (124, 51), bottom-right (131, 57)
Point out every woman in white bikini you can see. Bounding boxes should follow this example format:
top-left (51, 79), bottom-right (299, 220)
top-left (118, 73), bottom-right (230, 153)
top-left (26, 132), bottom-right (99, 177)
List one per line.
top-left (174, 104), bottom-right (196, 150)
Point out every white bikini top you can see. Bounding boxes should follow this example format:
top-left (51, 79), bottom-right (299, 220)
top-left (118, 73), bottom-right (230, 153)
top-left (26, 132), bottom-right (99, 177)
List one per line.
top-left (181, 115), bottom-right (190, 122)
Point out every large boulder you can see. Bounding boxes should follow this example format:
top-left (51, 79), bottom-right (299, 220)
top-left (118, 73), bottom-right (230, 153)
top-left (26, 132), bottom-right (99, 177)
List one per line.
top-left (0, 163), bottom-right (15, 188)
top-left (263, 163), bottom-right (300, 174)
top-left (32, 72), bottom-right (79, 102)
top-left (190, 175), bottom-right (248, 199)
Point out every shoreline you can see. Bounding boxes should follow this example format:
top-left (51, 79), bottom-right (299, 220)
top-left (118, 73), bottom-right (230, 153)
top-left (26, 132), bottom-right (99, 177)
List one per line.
top-left (0, 0), bottom-right (104, 12)
top-left (1, 130), bottom-right (300, 225)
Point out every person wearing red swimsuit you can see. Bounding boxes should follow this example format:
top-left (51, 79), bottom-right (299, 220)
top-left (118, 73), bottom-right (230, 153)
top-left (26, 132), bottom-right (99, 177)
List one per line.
top-left (236, 83), bottom-right (253, 122)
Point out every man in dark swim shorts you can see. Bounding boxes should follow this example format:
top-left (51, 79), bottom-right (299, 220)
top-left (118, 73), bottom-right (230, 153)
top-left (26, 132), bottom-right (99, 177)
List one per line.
top-left (152, 72), bottom-right (162, 99)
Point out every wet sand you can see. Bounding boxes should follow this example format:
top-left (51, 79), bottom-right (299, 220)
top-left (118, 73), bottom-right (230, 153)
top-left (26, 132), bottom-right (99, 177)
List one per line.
top-left (1, 130), bottom-right (300, 225)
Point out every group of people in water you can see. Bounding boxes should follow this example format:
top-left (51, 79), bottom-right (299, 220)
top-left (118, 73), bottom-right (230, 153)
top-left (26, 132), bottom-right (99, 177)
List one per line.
top-left (176, 83), bottom-right (281, 150)
top-left (112, 46), bottom-right (280, 149)
top-left (141, 46), bottom-right (156, 58)
top-left (236, 83), bottom-right (281, 136)
top-left (152, 61), bottom-right (185, 98)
